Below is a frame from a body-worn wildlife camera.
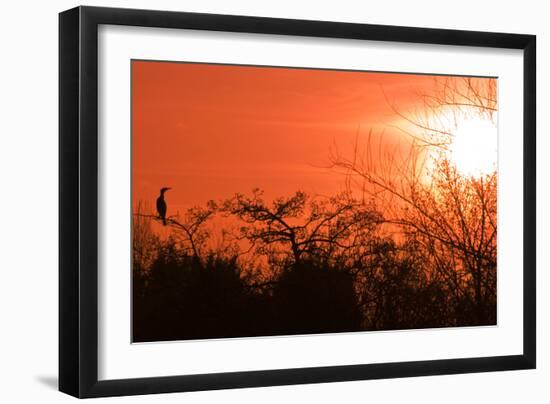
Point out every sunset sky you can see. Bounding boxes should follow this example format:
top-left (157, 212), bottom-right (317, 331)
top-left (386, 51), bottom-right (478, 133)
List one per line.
top-left (131, 61), bottom-right (499, 340)
top-left (131, 60), bottom-right (490, 219)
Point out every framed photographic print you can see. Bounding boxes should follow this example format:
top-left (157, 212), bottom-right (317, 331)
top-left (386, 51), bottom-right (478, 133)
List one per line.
top-left (59, 6), bottom-right (536, 398)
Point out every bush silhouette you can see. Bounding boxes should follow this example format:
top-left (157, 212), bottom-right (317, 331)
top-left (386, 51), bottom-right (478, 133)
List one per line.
top-left (271, 259), bottom-right (362, 335)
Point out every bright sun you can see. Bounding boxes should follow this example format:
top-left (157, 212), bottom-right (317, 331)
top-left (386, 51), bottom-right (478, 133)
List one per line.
top-left (449, 118), bottom-right (497, 177)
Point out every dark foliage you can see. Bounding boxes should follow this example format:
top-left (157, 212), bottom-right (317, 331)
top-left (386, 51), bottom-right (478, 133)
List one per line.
top-left (271, 259), bottom-right (362, 335)
top-left (133, 245), bottom-right (363, 341)
top-left (133, 189), bottom-right (496, 342)
top-left (133, 237), bottom-right (496, 342)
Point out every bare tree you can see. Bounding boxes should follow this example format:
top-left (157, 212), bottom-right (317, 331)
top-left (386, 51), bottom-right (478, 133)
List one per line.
top-left (133, 201), bottom-right (160, 273)
top-left (330, 76), bottom-right (498, 323)
top-left (134, 200), bottom-right (217, 267)
top-left (221, 188), bottom-right (383, 269)
top-left (384, 76), bottom-right (497, 150)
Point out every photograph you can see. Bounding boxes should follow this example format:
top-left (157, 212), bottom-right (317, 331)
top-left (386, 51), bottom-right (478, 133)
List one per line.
top-left (131, 60), bottom-right (498, 342)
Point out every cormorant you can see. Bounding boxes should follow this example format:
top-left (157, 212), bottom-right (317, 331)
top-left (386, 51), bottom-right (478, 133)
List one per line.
top-left (156, 187), bottom-right (171, 225)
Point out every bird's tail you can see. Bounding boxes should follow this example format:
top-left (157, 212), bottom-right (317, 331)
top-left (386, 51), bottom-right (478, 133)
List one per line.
top-left (162, 217), bottom-right (167, 226)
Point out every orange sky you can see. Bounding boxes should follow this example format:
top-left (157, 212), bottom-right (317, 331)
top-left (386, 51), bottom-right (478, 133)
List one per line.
top-left (132, 60), bottom-right (445, 218)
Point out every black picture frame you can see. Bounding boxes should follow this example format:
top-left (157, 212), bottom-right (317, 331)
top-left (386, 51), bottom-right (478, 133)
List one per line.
top-left (59, 5), bottom-right (536, 398)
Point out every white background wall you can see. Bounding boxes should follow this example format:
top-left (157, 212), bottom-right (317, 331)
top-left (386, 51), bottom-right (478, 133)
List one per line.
top-left (0, 0), bottom-right (546, 402)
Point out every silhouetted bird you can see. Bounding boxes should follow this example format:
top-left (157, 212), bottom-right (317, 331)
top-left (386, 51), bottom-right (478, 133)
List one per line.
top-left (156, 187), bottom-right (171, 225)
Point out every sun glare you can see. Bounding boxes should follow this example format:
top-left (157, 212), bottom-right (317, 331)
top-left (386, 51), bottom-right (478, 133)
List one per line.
top-left (449, 117), bottom-right (497, 177)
